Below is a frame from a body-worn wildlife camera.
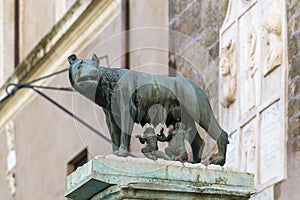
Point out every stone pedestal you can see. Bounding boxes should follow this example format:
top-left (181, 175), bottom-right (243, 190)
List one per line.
top-left (65, 155), bottom-right (255, 200)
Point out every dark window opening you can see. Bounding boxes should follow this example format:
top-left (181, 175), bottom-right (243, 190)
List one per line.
top-left (67, 149), bottom-right (88, 175)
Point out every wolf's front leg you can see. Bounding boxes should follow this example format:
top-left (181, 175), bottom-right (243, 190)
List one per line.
top-left (114, 81), bottom-right (136, 157)
top-left (116, 100), bottom-right (135, 157)
top-left (118, 115), bottom-right (134, 157)
top-left (104, 109), bottom-right (121, 153)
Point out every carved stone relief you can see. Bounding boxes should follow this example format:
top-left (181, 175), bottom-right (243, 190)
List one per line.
top-left (219, 40), bottom-right (236, 108)
top-left (5, 121), bottom-right (17, 196)
top-left (238, 0), bottom-right (255, 15)
top-left (241, 122), bottom-right (257, 175)
top-left (239, 10), bottom-right (259, 114)
top-left (263, 12), bottom-right (282, 76)
top-left (246, 23), bottom-right (258, 110)
top-left (220, 0), bottom-right (286, 194)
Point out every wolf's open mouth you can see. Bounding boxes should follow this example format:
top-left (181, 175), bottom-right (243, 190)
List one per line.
top-left (77, 76), bottom-right (98, 83)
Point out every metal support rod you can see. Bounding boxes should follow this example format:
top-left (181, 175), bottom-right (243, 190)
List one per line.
top-left (29, 85), bottom-right (74, 91)
top-left (0, 67), bottom-right (112, 145)
top-left (27, 68), bottom-right (69, 84)
top-left (30, 87), bottom-right (111, 143)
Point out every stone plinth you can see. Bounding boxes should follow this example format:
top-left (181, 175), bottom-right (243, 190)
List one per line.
top-left (65, 155), bottom-right (255, 200)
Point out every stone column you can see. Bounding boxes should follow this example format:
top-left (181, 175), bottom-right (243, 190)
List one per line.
top-left (65, 156), bottom-right (255, 200)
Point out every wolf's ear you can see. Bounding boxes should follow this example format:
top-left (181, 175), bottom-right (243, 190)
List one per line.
top-left (68, 54), bottom-right (78, 64)
top-left (92, 54), bottom-right (100, 66)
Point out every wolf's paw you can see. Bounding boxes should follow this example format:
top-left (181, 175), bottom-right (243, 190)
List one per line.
top-left (113, 149), bottom-right (128, 157)
top-left (210, 155), bottom-right (226, 166)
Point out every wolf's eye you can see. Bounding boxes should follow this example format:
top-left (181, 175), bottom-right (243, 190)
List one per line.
top-left (77, 61), bottom-right (84, 70)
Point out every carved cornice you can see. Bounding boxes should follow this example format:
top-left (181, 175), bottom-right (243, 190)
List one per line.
top-left (0, 0), bottom-right (121, 130)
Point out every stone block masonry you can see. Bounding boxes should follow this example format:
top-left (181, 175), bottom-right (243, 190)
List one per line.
top-left (273, 0), bottom-right (300, 199)
top-left (169, 0), bottom-right (229, 121)
top-left (65, 155), bottom-right (255, 200)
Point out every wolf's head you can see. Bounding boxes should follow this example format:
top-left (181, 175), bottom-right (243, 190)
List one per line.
top-left (68, 54), bottom-right (102, 102)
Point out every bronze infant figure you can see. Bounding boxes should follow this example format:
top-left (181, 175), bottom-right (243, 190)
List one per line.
top-left (157, 122), bottom-right (189, 162)
top-left (68, 54), bottom-right (229, 166)
top-left (136, 127), bottom-right (172, 161)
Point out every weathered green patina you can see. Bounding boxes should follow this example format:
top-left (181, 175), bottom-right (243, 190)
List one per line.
top-left (65, 156), bottom-right (255, 200)
top-left (68, 54), bottom-right (229, 165)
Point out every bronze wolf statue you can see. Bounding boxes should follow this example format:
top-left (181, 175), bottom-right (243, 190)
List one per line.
top-left (68, 54), bottom-right (229, 166)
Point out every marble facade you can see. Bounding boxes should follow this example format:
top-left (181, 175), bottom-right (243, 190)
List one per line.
top-left (219, 0), bottom-right (287, 198)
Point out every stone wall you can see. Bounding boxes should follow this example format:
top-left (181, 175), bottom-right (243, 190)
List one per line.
top-left (169, 0), bottom-right (228, 162)
top-left (169, 0), bottom-right (229, 118)
top-left (275, 1), bottom-right (300, 199)
top-left (287, 0), bottom-right (300, 159)
top-left (169, 2), bottom-right (300, 199)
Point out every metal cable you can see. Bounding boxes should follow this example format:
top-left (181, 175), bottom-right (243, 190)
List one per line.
top-left (27, 68), bottom-right (69, 84)
top-left (30, 86), bottom-right (110, 143)
top-left (0, 68), bottom-right (111, 143)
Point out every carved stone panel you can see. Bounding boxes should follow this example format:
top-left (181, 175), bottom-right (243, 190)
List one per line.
top-left (241, 120), bottom-right (257, 176)
top-left (224, 131), bottom-right (239, 169)
top-left (239, 5), bottom-right (260, 115)
top-left (220, 40), bottom-right (237, 108)
top-left (261, 0), bottom-right (283, 77)
top-left (261, 0), bottom-right (283, 102)
top-left (259, 101), bottom-right (284, 186)
top-left (219, 23), bottom-right (239, 133)
top-left (219, 0), bottom-right (287, 195)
